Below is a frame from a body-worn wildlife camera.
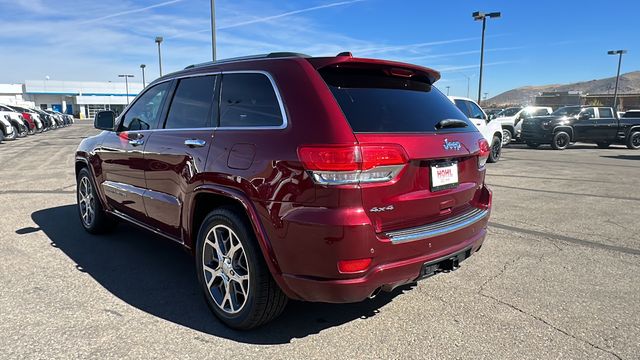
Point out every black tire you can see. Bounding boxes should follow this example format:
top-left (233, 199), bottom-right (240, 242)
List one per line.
top-left (0, 130), bottom-right (4, 144)
top-left (596, 142), bottom-right (611, 149)
top-left (6, 125), bottom-right (17, 140)
top-left (501, 129), bottom-right (513, 147)
top-left (487, 135), bottom-right (501, 163)
top-left (196, 208), bottom-right (287, 330)
top-left (551, 131), bottom-right (571, 150)
top-left (27, 126), bottom-right (35, 135)
top-left (15, 125), bottom-right (27, 138)
top-left (626, 131), bottom-right (640, 150)
top-left (77, 168), bottom-right (117, 234)
top-left (526, 142), bottom-right (540, 149)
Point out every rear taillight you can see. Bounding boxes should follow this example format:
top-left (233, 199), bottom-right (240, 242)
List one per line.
top-left (478, 139), bottom-right (490, 169)
top-left (298, 144), bottom-right (408, 185)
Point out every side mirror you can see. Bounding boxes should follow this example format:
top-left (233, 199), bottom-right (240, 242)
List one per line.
top-left (94, 110), bottom-right (115, 130)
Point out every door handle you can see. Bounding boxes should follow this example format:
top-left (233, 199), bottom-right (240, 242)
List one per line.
top-left (184, 139), bottom-right (206, 148)
top-left (129, 139), bottom-right (144, 146)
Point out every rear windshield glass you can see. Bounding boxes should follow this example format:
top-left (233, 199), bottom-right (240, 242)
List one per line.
top-left (319, 67), bottom-right (474, 133)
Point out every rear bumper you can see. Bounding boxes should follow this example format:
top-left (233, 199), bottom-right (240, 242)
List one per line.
top-left (281, 229), bottom-right (486, 303)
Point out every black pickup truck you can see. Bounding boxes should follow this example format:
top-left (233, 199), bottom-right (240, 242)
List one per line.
top-left (521, 105), bottom-right (640, 150)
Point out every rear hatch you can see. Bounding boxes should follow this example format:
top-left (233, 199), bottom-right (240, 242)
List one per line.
top-left (312, 58), bottom-right (487, 232)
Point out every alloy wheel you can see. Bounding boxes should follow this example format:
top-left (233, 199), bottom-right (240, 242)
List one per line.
top-left (78, 177), bottom-right (95, 227)
top-left (501, 129), bottom-right (512, 146)
top-left (632, 133), bottom-right (640, 148)
top-left (202, 225), bottom-right (250, 315)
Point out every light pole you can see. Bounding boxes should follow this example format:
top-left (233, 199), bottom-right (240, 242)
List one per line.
top-left (608, 50), bottom-right (627, 111)
top-left (473, 11), bottom-right (501, 104)
top-left (155, 36), bottom-right (164, 77)
top-left (118, 74), bottom-right (134, 105)
top-left (140, 64), bottom-right (146, 88)
top-left (210, 0), bottom-right (216, 61)
top-left (446, 86), bottom-right (450, 96)
top-left (462, 74), bottom-right (474, 99)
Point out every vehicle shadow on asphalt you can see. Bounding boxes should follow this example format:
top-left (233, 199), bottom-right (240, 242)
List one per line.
top-left (601, 155), bottom-right (640, 161)
top-left (28, 205), bottom-right (411, 344)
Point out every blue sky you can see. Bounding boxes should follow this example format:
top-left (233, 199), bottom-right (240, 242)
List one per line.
top-left (1, 0), bottom-right (638, 98)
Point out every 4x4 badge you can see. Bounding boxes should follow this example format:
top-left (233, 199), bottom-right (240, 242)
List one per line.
top-left (443, 139), bottom-right (461, 151)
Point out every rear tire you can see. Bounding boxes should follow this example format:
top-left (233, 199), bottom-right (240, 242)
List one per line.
top-left (526, 142), bottom-right (540, 149)
top-left (487, 135), bottom-right (501, 163)
top-left (596, 142), bottom-right (611, 149)
top-left (627, 131), bottom-right (640, 150)
top-left (77, 168), bottom-right (117, 234)
top-left (551, 131), bottom-right (570, 150)
top-left (196, 208), bottom-right (287, 330)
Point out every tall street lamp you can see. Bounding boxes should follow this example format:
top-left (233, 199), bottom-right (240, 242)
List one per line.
top-left (210, 0), bottom-right (216, 61)
top-left (462, 74), bottom-right (474, 99)
top-left (473, 11), bottom-right (501, 104)
top-left (446, 86), bottom-right (450, 96)
top-left (608, 49), bottom-right (627, 111)
top-left (155, 36), bottom-right (164, 77)
top-left (118, 74), bottom-right (134, 105)
top-left (140, 64), bottom-right (147, 88)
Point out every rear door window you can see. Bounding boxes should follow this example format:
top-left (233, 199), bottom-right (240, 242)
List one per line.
top-left (466, 101), bottom-right (486, 119)
top-left (219, 73), bottom-right (284, 128)
top-left (320, 67), bottom-right (474, 133)
top-left (164, 75), bottom-right (216, 129)
top-left (598, 107), bottom-right (613, 118)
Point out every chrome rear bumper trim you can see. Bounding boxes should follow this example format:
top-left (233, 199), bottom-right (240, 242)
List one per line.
top-left (386, 208), bottom-right (488, 244)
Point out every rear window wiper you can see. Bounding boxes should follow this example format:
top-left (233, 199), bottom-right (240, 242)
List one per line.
top-left (435, 119), bottom-right (469, 130)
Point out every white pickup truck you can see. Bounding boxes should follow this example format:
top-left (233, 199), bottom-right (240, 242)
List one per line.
top-left (448, 96), bottom-right (503, 163)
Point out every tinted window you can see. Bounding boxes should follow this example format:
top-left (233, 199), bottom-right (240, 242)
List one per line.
top-left (532, 108), bottom-right (550, 116)
top-left (580, 108), bottom-right (595, 119)
top-left (623, 110), bottom-right (640, 118)
top-left (598, 107), bottom-right (613, 118)
top-left (219, 73), bottom-right (283, 127)
top-left (120, 82), bottom-right (170, 131)
top-left (454, 100), bottom-right (470, 117)
top-left (466, 101), bottom-right (485, 119)
top-left (165, 76), bottom-right (216, 129)
top-left (320, 67), bottom-right (474, 133)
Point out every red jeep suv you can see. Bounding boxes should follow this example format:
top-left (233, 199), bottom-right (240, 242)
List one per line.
top-left (76, 52), bottom-right (492, 329)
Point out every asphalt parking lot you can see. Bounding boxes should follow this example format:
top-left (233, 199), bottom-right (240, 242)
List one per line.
top-left (0, 122), bottom-right (638, 359)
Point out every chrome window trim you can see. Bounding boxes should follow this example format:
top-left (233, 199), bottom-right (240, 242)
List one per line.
top-left (385, 207), bottom-right (489, 244)
top-left (121, 70), bottom-right (288, 132)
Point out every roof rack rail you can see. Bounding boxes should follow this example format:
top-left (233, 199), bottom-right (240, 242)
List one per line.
top-left (184, 52), bottom-right (310, 70)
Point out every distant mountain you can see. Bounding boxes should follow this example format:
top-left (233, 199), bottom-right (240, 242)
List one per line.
top-left (486, 71), bottom-right (640, 106)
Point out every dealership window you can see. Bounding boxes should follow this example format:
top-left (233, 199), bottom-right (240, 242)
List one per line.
top-left (219, 73), bottom-right (283, 127)
top-left (165, 76), bottom-right (216, 129)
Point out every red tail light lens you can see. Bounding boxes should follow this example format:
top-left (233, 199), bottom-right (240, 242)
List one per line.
top-left (298, 144), bottom-right (407, 185)
top-left (338, 258), bottom-right (372, 273)
top-left (478, 139), bottom-right (490, 169)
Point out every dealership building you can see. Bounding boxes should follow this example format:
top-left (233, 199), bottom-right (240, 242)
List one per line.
top-left (0, 80), bottom-right (144, 119)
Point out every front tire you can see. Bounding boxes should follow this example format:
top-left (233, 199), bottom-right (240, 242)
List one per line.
top-left (501, 129), bottom-right (513, 147)
top-left (627, 131), bottom-right (640, 150)
top-left (15, 125), bottom-right (27, 138)
top-left (77, 168), bottom-right (116, 234)
top-left (196, 208), bottom-right (287, 330)
top-left (487, 135), bottom-right (502, 163)
top-left (551, 131), bottom-right (571, 150)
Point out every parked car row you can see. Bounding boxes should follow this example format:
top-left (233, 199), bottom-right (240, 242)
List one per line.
top-left (488, 104), bottom-right (640, 150)
top-left (0, 104), bottom-right (74, 143)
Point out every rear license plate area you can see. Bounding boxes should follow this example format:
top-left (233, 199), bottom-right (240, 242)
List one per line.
top-left (417, 247), bottom-right (472, 280)
top-left (430, 161), bottom-right (459, 192)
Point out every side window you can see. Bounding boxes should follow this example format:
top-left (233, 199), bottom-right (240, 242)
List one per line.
top-left (533, 108), bottom-right (549, 116)
top-left (165, 76), bottom-right (216, 129)
top-left (219, 73), bottom-right (284, 127)
top-left (598, 107), bottom-right (613, 118)
top-left (580, 108), bottom-right (595, 120)
top-left (454, 100), bottom-right (471, 117)
top-left (119, 82), bottom-right (170, 131)
top-left (467, 101), bottom-right (486, 119)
